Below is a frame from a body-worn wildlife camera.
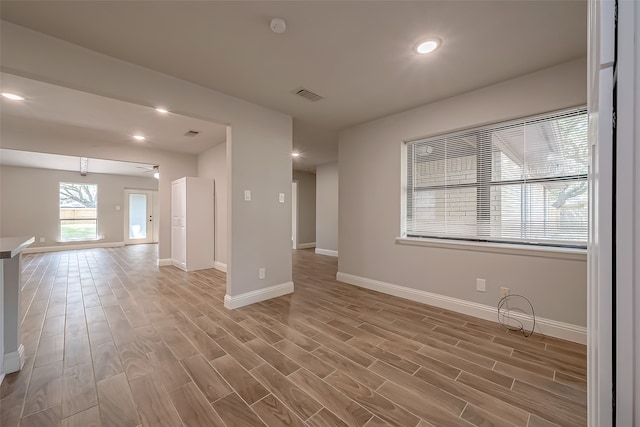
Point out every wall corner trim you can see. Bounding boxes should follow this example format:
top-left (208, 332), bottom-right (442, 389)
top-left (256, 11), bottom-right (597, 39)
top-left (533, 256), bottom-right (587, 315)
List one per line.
top-left (297, 242), bottom-right (316, 250)
top-left (336, 272), bottom-right (587, 344)
top-left (315, 248), bottom-right (338, 257)
top-left (22, 242), bottom-right (125, 254)
top-left (157, 259), bottom-right (173, 267)
top-left (213, 261), bottom-right (227, 272)
top-left (224, 281), bottom-right (294, 310)
top-left (3, 344), bottom-right (25, 374)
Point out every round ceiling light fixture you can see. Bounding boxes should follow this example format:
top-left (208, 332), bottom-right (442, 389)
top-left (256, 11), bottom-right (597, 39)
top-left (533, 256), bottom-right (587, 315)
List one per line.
top-left (415, 38), bottom-right (441, 55)
top-left (155, 107), bottom-right (169, 114)
top-left (291, 152), bottom-right (300, 158)
top-left (270, 17), bottom-right (286, 34)
top-left (133, 135), bottom-right (146, 141)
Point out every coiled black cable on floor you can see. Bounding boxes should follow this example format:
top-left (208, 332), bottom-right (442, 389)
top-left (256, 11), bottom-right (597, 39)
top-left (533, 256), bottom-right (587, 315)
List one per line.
top-left (497, 294), bottom-right (536, 338)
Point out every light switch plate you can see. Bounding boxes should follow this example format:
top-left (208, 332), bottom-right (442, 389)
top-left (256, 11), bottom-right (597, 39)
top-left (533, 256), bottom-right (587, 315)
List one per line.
top-left (279, 193), bottom-right (285, 203)
top-left (244, 190), bottom-right (251, 201)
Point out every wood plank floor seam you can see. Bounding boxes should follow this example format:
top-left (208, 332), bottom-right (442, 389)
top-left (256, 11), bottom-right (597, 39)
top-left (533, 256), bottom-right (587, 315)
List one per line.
top-left (0, 245), bottom-right (586, 427)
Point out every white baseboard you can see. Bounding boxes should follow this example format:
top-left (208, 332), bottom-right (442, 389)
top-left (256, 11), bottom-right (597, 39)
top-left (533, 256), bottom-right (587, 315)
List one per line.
top-left (213, 261), bottom-right (227, 273)
top-left (4, 345), bottom-right (25, 374)
top-left (297, 242), bottom-right (316, 250)
top-left (336, 272), bottom-right (587, 344)
top-left (23, 241), bottom-right (124, 254)
top-left (224, 281), bottom-right (294, 310)
top-left (157, 258), bottom-right (172, 267)
top-left (315, 248), bottom-right (338, 257)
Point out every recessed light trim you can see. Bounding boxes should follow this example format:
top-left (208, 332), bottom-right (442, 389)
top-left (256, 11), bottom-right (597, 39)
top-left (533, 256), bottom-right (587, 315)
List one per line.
top-left (133, 135), bottom-right (146, 141)
top-left (415, 38), bottom-right (441, 55)
top-left (155, 107), bottom-right (169, 114)
top-left (2, 92), bottom-right (25, 101)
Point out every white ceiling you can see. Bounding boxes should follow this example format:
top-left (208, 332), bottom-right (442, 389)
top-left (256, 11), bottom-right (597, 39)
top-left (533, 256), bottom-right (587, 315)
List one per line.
top-left (0, 149), bottom-right (159, 178)
top-left (0, 1), bottom-right (587, 169)
top-left (1, 73), bottom-right (227, 155)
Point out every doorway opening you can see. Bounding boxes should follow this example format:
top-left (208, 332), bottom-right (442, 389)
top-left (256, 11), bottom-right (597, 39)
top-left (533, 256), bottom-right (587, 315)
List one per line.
top-left (292, 181), bottom-right (298, 249)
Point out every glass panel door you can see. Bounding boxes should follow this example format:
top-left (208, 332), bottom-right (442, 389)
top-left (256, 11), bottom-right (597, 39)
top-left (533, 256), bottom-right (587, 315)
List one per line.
top-left (129, 193), bottom-right (148, 239)
top-left (124, 190), bottom-right (154, 244)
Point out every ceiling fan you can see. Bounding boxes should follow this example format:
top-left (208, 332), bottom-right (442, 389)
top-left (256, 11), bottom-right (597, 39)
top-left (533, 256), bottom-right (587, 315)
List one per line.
top-left (136, 164), bottom-right (159, 178)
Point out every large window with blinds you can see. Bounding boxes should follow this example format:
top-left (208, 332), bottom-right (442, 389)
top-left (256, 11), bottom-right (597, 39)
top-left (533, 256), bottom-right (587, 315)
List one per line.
top-left (405, 106), bottom-right (588, 248)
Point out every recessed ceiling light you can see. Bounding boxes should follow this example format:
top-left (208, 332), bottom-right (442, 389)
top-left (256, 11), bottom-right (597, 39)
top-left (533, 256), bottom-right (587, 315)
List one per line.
top-left (415, 38), bottom-right (440, 55)
top-left (133, 135), bottom-right (146, 141)
top-left (291, 152), bottom-right (300, 158)
top-left (270, 17), bottom-right (286, 34)
top-left (155, 107), bottom-right (169, 114)
top-left (2, 92), bottom-right (25, 101)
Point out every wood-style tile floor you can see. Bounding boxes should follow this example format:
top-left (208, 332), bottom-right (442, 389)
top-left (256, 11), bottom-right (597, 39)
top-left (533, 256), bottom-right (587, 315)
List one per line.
top-left (0, 245), bottom-right (586, 426)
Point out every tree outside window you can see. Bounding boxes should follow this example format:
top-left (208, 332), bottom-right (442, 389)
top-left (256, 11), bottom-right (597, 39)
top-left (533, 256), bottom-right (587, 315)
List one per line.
top-left (59, 182), bottom-right (98, 241)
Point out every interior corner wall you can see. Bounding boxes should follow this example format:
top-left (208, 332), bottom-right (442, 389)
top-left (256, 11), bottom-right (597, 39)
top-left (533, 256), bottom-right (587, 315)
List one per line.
top-left (198, 142), bottom-right (227, 265)
top-left (0, 165), bottom-right (158, 248)
top-left (292, 170), bottom-right (316, 246)
top-left (338, 58), bottom-right (588, 327)
top-left (315, 162), bottom-right (339, 253)
top-left (1, 22), bottom-right (292, 300)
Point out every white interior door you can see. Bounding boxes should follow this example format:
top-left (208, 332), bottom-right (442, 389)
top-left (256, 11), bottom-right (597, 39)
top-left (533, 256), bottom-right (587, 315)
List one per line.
top-left (124, 189), bottom-right (154, 244)
top-left (292, 181), bottom-right (298, 249)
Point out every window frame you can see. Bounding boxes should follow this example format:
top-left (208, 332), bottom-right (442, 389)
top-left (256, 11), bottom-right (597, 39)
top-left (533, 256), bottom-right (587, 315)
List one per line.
top-left (403, 106), bottom-right (588, 249)
top-left (59, 182), bottom-right (99, 242)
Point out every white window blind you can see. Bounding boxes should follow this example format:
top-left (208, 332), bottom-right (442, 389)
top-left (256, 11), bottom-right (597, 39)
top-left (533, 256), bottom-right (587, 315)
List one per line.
top-left (406, 106), bottom-right (588, 248)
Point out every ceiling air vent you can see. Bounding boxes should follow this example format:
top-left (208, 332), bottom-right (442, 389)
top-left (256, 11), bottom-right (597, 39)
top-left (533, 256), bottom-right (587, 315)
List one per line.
top-left (184, 130), bottom-right (200, 137)
top-left (292, 87), bottom-right (323, 102)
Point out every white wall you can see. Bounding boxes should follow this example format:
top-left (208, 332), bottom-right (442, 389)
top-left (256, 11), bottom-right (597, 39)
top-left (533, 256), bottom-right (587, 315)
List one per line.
top-left (338, 58), bottom-right (588, 328)
top-left (1, 22), bottom-right (292, 301)
top-left (292, 170), bottom-right (316, 246)
top-left (0, 165), bottom-right (158, 248)
top-left (316, 162), bottom-right (339, 254)
top-left (198, 142), bottom-right (227, 267)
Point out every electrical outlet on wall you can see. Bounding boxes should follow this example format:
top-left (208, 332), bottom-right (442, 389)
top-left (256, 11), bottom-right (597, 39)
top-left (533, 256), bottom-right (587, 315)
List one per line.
top-left (39, 237), bottom-right (45, 243)
top-left (500, 287), bottom-right (510, 298)
top-left (259, 267), bottom-right (265, 279)
top-left (476, 278), bottom-right (486, 292)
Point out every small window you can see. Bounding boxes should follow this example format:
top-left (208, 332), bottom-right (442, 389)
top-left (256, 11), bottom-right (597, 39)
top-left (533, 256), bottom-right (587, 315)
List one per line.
top-left (405, 106), bottom-right (588, 248)
top-left (59, 182), bottom-right (98, 241)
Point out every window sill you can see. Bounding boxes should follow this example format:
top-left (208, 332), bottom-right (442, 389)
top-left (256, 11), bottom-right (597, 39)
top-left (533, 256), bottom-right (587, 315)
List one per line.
top-left (395, 237), bottom-right (587, 261)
